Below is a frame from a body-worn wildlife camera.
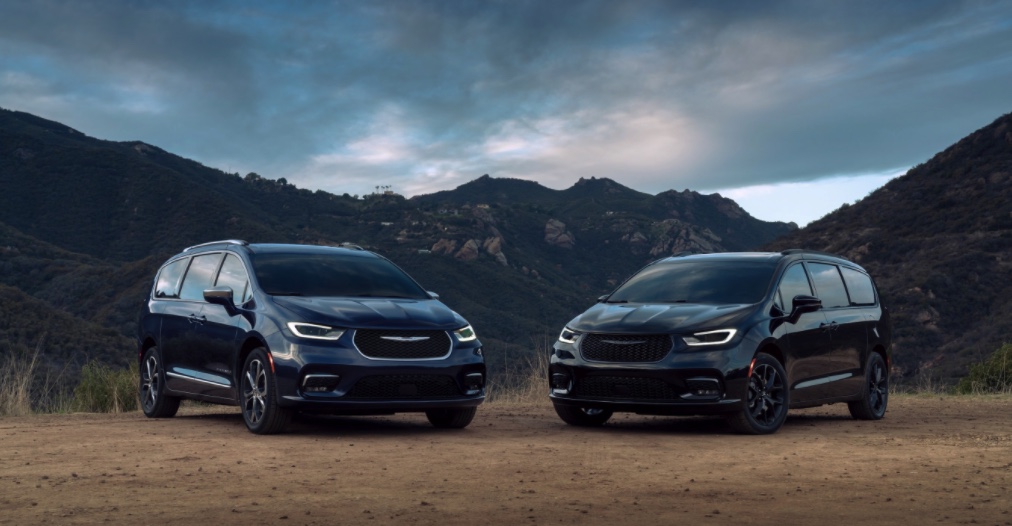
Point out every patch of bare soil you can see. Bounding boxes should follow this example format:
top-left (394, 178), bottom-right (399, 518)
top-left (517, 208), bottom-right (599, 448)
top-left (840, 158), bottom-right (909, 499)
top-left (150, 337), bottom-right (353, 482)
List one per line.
top-left (1, 396), bottom-right (1010, 525)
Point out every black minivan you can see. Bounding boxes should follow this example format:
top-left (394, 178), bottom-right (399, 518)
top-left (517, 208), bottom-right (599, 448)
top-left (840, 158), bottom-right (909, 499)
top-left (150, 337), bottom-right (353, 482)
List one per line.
top-left (549, 250), bottom-right (891, 434)
top-left (137, 240), bottom-right (485, 434)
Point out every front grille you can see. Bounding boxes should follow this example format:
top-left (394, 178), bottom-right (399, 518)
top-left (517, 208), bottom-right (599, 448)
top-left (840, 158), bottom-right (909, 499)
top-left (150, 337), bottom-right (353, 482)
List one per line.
top-left (354, 330), bottom-right (451, 359)
top-left (580, 333), bottom-right (673, 362)
top-left (571, 376), bottom-right (679, 400)
top-left (344, 375), bottom-right (461, 399)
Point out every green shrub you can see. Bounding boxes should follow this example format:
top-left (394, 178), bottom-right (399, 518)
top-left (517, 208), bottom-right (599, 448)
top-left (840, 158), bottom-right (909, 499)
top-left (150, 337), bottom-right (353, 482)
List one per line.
top-left (72, 360), bottom-right (138, 413)
top-left (957, 343), bottom-right (1012, 395)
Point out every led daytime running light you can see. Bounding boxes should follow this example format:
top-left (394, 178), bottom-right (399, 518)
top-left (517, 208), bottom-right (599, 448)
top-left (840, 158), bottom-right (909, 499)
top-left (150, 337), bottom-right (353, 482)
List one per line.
top-left (683, 329), bottom-right (737, 346)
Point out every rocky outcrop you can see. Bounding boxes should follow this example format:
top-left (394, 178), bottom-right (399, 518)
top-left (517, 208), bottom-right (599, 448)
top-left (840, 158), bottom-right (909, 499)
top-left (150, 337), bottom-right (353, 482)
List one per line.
top-left (483, 236), bottom-right (508, 266)
top-left (431, 238), bottom-right (458, 255)
top-left (454, 239), bottom-right (480, 261)
top-left (648, 220), bottom-right (722, 256)
top-left (544, 219), bottom-right (575, 249)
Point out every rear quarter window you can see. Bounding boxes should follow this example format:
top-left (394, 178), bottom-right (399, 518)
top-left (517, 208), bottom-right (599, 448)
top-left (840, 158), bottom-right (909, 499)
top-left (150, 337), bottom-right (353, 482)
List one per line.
top-left (840, 266), bottom-right (877, 305)
top-left (154, 258), bottom-right (188, 299)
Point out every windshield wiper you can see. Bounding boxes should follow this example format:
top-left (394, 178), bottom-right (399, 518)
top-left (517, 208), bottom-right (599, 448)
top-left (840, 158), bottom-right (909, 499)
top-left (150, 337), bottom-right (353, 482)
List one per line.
top-left (267, 291), bottom-right (304, 296)
top-left (605, 299), bottom-right (629, 304)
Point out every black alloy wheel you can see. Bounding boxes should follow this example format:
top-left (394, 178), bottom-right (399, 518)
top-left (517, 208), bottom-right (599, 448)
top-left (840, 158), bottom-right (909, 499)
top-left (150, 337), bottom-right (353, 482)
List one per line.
top-left (727, 353), bottom-right (789, 434)
top-left (848, 353), bottom-right (888, 420)
top-left (240, 348), bottom-right (291, 435)
top-left (425, 407), bottom-right (478, 428)
top-left (139, 347), bottom-right (180, 418)
top-left (553, 404), bottom-right (614, 427)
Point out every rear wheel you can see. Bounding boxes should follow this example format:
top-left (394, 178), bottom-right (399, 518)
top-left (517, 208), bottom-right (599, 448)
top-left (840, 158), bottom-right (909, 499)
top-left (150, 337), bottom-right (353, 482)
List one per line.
top-left (727, 353), bottom-right (789, 434)
top-left (425, 407), bottom-right (477, 429)
top-left (139, 347), bottom-right (180, 418)
top-left (848, 353), bottom-right (888, 420)
top-left (240, 348), bottom-right (291, 435)
top-left (553, 404), bottom-right (613, 427)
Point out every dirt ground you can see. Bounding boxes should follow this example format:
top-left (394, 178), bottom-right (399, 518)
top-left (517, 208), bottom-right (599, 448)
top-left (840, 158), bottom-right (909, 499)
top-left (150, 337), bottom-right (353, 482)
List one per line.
top-left (1, 396), bottom-right (1010, 525)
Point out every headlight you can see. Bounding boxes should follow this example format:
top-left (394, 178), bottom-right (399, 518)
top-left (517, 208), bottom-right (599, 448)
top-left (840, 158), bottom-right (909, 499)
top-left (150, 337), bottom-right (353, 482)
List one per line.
top-left (683, 329), bottom-right (737, 347)
top-left (286, 322), bottom-right (345, 341)
top-left (558, 327), bottom-right (578, 344)
top-left (453, 325), bottom-right (477, 342)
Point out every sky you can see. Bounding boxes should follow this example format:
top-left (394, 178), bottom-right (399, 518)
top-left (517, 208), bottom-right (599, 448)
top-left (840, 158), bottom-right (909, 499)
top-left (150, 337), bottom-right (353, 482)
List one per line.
top-left (1, 1), bottom-right (1011, 226)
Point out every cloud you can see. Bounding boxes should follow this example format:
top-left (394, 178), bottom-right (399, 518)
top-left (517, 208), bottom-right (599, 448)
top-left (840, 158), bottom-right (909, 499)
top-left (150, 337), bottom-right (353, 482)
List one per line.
top-left (0, 0), bottom-right (1010, 208)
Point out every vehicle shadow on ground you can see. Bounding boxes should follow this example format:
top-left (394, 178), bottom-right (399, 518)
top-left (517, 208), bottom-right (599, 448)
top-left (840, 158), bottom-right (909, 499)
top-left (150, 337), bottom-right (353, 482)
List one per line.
top-left (172, 410), bottom-right (464, 437)
top-left (596, 411), bottom-right (857, 435)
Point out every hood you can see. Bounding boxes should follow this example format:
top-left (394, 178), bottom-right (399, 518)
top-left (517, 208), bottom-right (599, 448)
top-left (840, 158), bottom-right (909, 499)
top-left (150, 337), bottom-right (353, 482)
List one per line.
top-left (568, 302), bottom-right (757, 334)
top-left (272, 296), bottom-right (467, 330)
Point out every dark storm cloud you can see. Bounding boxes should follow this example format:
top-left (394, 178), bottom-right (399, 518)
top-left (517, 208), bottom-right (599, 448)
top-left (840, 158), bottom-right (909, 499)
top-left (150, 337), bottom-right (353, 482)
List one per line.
top-left (1, 0), bottom-right (1010, 202)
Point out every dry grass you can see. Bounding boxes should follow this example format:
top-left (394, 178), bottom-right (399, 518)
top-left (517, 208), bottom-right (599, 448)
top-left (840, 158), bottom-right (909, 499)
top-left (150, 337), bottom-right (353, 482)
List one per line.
top-left (0, 342), bottom-right (71, 416)
top-left (485, 345), bottom-right (552, 407)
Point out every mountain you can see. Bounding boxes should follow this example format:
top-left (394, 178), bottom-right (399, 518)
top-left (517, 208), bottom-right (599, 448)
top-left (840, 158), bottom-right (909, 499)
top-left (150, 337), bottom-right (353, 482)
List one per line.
top-left (0, 108), bottom-right (795, 384)
top-left (768, 112), bottom-right (1012, 381)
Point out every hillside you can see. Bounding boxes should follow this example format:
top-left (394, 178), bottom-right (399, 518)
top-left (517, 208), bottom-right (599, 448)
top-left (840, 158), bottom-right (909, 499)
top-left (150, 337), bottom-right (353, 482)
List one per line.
top-left (0, 108), bottom-right (794, 383)
top-left (768, 112), bottom-right (1012, 381)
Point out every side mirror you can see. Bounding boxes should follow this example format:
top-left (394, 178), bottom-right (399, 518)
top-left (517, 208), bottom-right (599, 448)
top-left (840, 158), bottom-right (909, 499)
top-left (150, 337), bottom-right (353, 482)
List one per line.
top-left (427, 291), bottom-right (440, 300)
top-left (789, 294), bottom-right (822, 323)
top-left (204, 287), bottom-right (238, 315)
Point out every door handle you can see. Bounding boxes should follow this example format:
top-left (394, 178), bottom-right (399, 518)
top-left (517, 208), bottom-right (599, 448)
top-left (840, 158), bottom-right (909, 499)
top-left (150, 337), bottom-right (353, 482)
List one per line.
top-left (819, 321), bottom-right (839, 332)
top-left (188, 314), bottom-right (207, 324)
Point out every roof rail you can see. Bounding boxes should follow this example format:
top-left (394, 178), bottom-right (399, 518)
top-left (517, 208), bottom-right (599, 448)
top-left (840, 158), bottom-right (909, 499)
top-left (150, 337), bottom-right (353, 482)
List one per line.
top-left (183, 239), bottom-right (249, 252)
top-left (780, 248), bottom-right (843, 259)
top-left (337, 242), bottom-right (364, 251)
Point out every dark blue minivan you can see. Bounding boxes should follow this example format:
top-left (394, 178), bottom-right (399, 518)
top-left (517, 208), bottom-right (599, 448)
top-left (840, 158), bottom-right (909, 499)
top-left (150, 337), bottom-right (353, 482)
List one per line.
top-left (137, 240), bottom-right (485, 434)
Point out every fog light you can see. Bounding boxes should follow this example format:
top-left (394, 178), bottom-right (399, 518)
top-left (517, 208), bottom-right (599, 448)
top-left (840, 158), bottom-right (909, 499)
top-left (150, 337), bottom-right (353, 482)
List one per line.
top-left (683, 377), bottom-right (722, 399)
top-left (464, 372), bottom-right (484, 395)
top-left (302, 374), bottom-right (340, 393)
top-left (551, 373), bottom-right (571, 394)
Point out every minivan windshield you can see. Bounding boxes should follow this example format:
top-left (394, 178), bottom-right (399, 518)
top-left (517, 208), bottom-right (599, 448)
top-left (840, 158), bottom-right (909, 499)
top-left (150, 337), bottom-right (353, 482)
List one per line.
top-left (251, 253), bottom-right (430, 299)
top-left (607, 260), bottom-right (776, 305)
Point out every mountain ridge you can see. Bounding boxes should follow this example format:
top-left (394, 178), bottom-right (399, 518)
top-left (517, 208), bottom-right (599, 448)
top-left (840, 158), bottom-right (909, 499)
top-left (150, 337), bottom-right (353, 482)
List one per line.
top-left (0, 107), bottom-right (795, 385)
top-left (767, 112), bottom-right (1012, 380)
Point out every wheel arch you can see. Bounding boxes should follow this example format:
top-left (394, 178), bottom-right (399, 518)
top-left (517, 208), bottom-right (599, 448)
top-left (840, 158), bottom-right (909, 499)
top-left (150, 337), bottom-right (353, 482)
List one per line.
top-left (235, 334), bottom-right (269, 384)
top-left (755, 341), bottom-right (785, 369)
top-left (139, 337), bottom-right (158, 365)
top-left (871, 344), bottom-right (889, 372)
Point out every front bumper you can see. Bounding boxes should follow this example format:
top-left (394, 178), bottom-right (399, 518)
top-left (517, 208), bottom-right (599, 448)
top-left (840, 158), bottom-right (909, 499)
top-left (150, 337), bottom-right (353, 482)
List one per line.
top-left (548, 337), bottom-right (753, 416)
top-left (267, 332), bottom-right (486, 414)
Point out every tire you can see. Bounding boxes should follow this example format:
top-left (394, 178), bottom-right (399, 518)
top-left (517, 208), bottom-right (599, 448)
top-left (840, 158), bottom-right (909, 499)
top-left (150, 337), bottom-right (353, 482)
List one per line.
top-left (139, 347), bottom-right (180, 418)
top-left (848, 353), bottom-right (888, 420)
top-left (727, 353), bottom-right (789, 435)
top-left (240, 348), bottom-right (291, 435)
top-left (426, 407), bottom-right (477, 429)
top-left (553, 403), bottom-right (613, 427)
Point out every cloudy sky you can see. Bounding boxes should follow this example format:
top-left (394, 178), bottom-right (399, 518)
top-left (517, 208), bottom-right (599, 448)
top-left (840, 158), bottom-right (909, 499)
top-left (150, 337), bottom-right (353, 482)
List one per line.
top-left (2, 1), bottom-right (1010, 225)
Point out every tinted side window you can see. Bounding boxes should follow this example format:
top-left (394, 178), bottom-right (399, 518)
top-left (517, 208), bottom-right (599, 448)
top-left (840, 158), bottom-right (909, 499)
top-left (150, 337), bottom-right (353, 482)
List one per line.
top-left (777, 264), bottom-right (813, 309)
top-left (215, 254), bottom-right (251, 305)
top-left (807, 262), bottom-right (849, 308)
top-left (179, 253), bottom-right (223, 301)
top-left (154, 258), bottom-right (188, 299)
top-left (840, 266), bottom-right (876, 305)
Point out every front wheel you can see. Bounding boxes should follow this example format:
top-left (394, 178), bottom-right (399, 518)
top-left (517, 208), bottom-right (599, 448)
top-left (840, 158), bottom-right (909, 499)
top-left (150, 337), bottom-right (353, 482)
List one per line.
top-left (727, 353), bottom-right (789, 435)
top-left (553, 404), bottom-right (613, 427)
top-left (139, 347), bottom-right (180, 418)
top-left (848, 353), bottom-right (888, 420)
top-left (425, 407), bottom-right (477, 428)
top-left (240, 348), bottom-right (291, 435)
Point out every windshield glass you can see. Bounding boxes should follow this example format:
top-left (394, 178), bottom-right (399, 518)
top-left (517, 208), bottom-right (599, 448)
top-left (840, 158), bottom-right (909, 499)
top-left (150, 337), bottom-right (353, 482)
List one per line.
top-left (251, 253), bottom-right (429, 299)
top-left (607, 260), bottom-right (776, 305)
